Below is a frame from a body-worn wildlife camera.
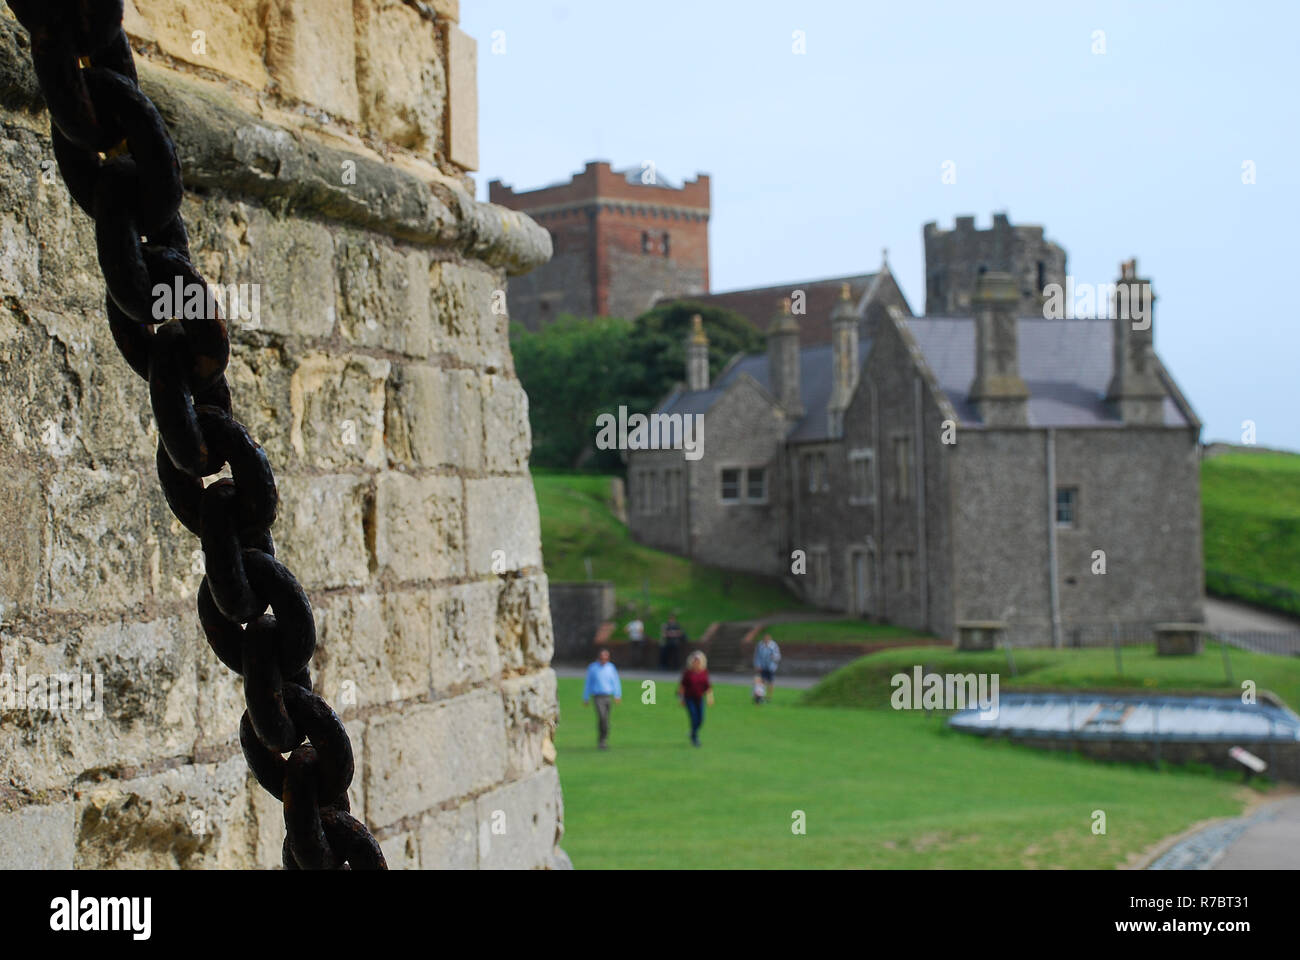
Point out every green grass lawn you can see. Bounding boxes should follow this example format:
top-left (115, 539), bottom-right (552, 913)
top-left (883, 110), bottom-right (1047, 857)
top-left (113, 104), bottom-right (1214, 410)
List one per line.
top-left (554, 675), bottom-right (1261, 869)
top-left (1202, 450), bottom-right (1300, 610)
top-left (535, 469), bottom-right (809, 639)
top-left (763, 619), bottom-right (937, 646)
top-left (803, 642), bottom-right (1300, 712)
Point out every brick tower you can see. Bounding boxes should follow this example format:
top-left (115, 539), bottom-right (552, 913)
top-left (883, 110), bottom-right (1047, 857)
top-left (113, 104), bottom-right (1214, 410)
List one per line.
top-left (489, 161), bottom-right (710, 329)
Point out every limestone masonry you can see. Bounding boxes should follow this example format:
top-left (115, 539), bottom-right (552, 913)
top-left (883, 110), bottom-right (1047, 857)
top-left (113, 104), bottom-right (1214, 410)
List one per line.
top-left (0, 1), bottom-right (566, 869)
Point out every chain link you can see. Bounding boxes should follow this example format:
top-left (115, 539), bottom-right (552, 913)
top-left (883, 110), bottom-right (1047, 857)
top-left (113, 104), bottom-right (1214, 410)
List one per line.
top-left (8, 0), bottom-right (386, 870)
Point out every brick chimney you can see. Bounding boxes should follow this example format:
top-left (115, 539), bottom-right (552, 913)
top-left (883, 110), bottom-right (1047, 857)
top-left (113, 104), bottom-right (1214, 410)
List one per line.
top-left (767, 298), bottom-right (803, 417)
top-left (968, 270), bottom-right (1029, 426)
top-left (827, 282), bottom-right (858, 437)
top-left (685, 313), bottom-right (709, 391)
top-left (1105, 259), bottom-right (1164, 424)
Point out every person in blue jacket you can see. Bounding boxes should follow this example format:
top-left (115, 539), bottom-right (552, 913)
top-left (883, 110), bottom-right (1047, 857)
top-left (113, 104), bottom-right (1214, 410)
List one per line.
top-left (582, 647), bottom-right (622, 750)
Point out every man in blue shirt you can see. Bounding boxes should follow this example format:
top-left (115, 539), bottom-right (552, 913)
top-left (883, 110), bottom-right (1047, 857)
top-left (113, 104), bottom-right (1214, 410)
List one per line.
top-left (583, 647), bottom-right (622, 750)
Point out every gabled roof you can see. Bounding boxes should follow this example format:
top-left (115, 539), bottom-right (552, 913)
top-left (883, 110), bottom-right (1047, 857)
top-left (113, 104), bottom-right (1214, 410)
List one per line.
top-left (658, 274), bottom-right (877, 346)
top-left (905, 316), bottom-right (1196, 428)
top-left (657, 338), bottom-right (873, 444)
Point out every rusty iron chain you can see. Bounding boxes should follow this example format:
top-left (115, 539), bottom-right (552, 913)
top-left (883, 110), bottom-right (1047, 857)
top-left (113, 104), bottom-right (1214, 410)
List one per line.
top-left (7, 0), bottom-right (385, 870)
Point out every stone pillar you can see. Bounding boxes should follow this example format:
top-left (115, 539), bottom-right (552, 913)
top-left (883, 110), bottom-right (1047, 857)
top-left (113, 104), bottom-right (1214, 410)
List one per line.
top-left (767, 298), bottom-right (803, 417)
top-left (968, 271), bottom-right (1029, 426)
top-left (1105, 259), bottom-right (1165, 424)
top-left (685, 313), bottom-right (709, 391)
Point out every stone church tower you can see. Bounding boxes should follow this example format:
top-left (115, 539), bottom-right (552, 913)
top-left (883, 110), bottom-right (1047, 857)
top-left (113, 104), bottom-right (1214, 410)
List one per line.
top-left (923, 212), bottom-right (1066, 316)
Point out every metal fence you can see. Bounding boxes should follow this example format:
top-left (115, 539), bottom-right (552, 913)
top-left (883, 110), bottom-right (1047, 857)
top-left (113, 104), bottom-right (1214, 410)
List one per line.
top-left (997, 621), bottom-right (1300, 658)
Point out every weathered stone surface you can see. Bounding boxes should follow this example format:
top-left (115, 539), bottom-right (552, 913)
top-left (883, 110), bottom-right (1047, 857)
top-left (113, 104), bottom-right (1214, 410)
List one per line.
top-left (224, 341), bottom-right (295, 469)
top-left (275, 473), bottom-right (372, 590)
top-left (380, 829), bottom-right (420, 870)
top-left (0, 470), bottom-right (44, 616)
top-left (355, 0), bottom-right (445, 156)
top-left (46, 467), bottom-right (154, 613)
top-left (481, 374), bottom-right (531, 472)
top-left (496, 574), bottom-right (555, 673)
top-left (314, 590), bottom-right (433, 710)
top-left (501, 669), bottom-right (558, 780)
top-left (365, 690), bottom-right (506, 826)
top-left (386, 365), bottom-right (482, 470)
top-left (0, 802), bottom-right (74, 869)
top-left (289, 353), bottom-right (390, 470)
top-left (131, 0), bottom-right (270, 90)
top-left (337, 234), bottom-right (433, 357)
top-left (465, 477), bottom-right (542, 576)
top-left (265, 0), bottom-right (361, 121)
top-left (418, 801), bottom-right (476, 869)
top-left (0, 617), bottom-right (199, 792)
top-left (430, 261), bottom-right (509, 368)
top-left (75, 757), bottom-right (272, 869)
top-left (430, 581), bottom-right (500, 695)
top-left (374, 472), bottom-right (464, 582)
top-left (445, 24), bottom-right (478, 171)
top-left (474, 766), bottom-right (562, 870)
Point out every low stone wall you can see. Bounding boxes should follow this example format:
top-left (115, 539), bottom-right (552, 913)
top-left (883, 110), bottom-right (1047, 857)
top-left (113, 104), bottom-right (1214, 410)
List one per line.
top-left (548, 582), bottom-right (615, 663)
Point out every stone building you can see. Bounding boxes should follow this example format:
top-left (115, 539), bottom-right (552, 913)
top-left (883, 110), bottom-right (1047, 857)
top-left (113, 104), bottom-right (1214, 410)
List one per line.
top-left (490, 160), bottom-right (711, 329)
top-left (628, 215), bottom-right (1204, 646)
top-left (0, 1), bottom-right (564, 869)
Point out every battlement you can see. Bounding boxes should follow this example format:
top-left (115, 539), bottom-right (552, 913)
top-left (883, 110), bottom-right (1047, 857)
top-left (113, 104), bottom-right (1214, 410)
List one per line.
top-left (490, 160), bottom-right (711, 212)
top-left (924, 212), bottom-right (1046, 242)
top-left (923, 212), bottom-right (1067, 317)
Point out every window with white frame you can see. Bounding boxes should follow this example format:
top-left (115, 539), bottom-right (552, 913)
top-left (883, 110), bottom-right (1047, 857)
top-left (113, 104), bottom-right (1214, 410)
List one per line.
top-left (1056, 487), bottom-right (1078, 528)
top-left (746, 467), bottom-right (767, 503)
top-left (720, 467), bottom-right (742, 503)
top-left (849, 449), bottom-right (874, 505)
top-left (803, 452), bottom-right (829, 494)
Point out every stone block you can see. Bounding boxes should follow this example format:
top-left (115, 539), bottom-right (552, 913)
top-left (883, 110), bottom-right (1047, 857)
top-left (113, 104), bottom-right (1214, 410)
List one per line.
top-left (430, 581), bottom-right (501, 695)
top-left (481, 375), bottom-right (531, 472)
top-left (374, 472), bottom-right (464, 582)
top-left (465, 477), bottom-right (542, 576)
top-left (386, 365), bottom-right (482, 470)
top-left (445, 24), bottom-right (478, 170)
top-left (130, 0), bottom-right (270, 90)
top-left (354, 0), bottom-right (445, 155)
top-left (289, 353), bottom-right (390, 470)
top-left (365, 690), bottom-right (506, 826)
top-left (429, 261), bottom-right (506, 368)
top-left (265, 0), bottom-right (361, 121)
top-left (380, 830), bottom-right (420, 870)
top-left (501, 669), bottom-right (558, 780)
top-left (275, 473), bottom-right (372, 590)
top-left (314, 590), bottom-right (434, 710)
top-left (336, 234), bottom-right (433, 357)
top-left (0, 802), bottom-right (74, 869)
top-left (496, 574), bottom-right (555, 673)
top-left (418, 801), bottom-right (477, 869)
top-left (474, 767), bottom-right (561, 870)
top-left (0, 470), bottom-right (45, 617)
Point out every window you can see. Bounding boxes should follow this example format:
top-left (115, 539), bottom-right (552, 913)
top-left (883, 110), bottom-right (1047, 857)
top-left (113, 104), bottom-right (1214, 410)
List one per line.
top-left (849, 450), bottom-right (874, 505)
top-left (664, 469), bottom-right (679, 510)
top-left (720, 468), bottom-right (741, 503)
top-left (662, 232), bottom-right (670, 257)
top-left (893, 436), bottom-right (912, 502)
top-left (649, 472), bottom-right (662, 514)
top-left (803, 452), bottom-right (829, 494)
top-left (633, 472), bottom-right (647, 515)
top-left (810, 549), bottom-right (832, 600)
top-left (746, 467), bottom-right (767, 503)
top-left (1056, 487), bottom-right (1078, 527)
top-left (895, 551), bottom-right (913, 593)
top-left (641, 231), bottom-right (651, 253)
top-left (1036, 260), bottom-right (1046, 294)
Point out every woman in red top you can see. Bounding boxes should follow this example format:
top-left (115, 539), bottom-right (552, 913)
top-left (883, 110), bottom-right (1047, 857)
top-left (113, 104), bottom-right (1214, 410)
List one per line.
top-left (676, 651), bottom-right (714, 747)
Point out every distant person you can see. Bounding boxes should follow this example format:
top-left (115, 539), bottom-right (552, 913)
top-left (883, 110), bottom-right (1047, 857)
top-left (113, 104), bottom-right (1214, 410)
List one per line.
top-left (752, 674), bottom-right (767, 705)
top-left (582, 648), bottom-right (622, 750)
top-left (753, 634), bottom-right (781, 701)
top-left (660, 613), bottom-right (686, 671)
top-left (676, 651), bottom-right (714, 747)
top-left (626, 618), bottom-right (646, 644)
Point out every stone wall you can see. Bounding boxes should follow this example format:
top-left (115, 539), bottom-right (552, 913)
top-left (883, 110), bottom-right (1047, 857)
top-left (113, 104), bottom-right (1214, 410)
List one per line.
top-left (0, 1), bottom-right (567, 869)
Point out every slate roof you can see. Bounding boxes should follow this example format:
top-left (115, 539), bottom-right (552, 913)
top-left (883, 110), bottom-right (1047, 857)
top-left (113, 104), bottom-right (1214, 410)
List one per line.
top-left (906, 316), bottom-right (1192, 428)
top-left (654, 313), bottom-right (1196, 441)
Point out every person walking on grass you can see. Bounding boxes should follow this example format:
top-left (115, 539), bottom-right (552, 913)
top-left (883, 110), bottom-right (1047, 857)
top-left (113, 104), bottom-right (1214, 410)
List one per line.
top-left (753, 633), bottom-right (781, 702)
top-left (582, 648), bottom-right (622, 750)
top-left (676, 650), bottom-right (714, 747)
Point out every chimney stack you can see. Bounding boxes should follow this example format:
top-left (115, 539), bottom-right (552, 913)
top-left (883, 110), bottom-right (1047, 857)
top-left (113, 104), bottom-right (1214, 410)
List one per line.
top-left (685, 314), bottom-right (709, 391)
top-left (968, 270), bottom-right (1029, 426)
top-left (767, 298), bottom-right (803, 417)
top-left (827, 282), bottom-right (858, 437)
top-left (1105, 259), bottom-right (1164, 424)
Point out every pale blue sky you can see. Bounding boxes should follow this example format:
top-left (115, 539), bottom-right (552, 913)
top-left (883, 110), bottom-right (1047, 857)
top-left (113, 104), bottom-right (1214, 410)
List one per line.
top-left (464, 0), bottom-right (1300, 451)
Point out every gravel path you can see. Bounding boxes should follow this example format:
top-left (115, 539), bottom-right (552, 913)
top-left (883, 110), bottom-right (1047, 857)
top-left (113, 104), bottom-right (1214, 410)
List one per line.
top-left (1147, 796), bottom-right (1300, 870)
